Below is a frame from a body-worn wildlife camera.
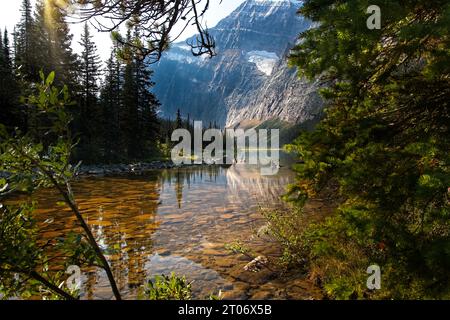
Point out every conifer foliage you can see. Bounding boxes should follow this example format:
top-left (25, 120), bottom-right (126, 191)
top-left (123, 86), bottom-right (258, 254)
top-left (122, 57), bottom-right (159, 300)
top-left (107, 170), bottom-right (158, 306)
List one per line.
top-left (0, 29), bottom-right (19, 129)
top-left (287, 0), bottom-right (450, 299)
top-left (2, 0), bottom-right (161, 163)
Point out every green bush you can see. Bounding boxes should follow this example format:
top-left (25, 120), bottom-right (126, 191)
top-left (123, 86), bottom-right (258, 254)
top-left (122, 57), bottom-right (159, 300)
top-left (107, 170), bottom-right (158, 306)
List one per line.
top-left (276, 0), bottom-right (450, 299)
top-left (140, 273), bottom-right (192, 300)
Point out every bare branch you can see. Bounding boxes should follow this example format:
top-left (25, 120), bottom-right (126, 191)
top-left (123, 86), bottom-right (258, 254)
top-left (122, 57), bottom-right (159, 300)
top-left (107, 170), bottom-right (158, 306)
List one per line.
top-left (70, 0), bottom-right (216, 63)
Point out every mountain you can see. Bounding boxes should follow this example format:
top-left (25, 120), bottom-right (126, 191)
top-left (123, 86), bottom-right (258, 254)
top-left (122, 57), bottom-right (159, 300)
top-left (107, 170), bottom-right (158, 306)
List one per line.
top-left (152, 0), bottom-right (322, 128)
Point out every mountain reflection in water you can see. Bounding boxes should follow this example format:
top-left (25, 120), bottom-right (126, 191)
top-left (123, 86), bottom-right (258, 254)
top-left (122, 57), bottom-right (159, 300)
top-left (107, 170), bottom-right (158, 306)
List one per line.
top-left (8, 163), bottom-right (320, 299)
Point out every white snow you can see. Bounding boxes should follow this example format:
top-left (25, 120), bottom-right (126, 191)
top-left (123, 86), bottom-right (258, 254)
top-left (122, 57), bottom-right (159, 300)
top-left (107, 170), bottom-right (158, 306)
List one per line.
top-left (246, 50), bottom-right (279, 76)
top-left (176, 44), bottom-right (192, 51)
top-left (165, 45), bottom-right (208, 64)
top-left (252, 0), bottom-right (301, 5)
top-left (165, 52), bottom-right (197, 64)
top-left (264, 4), bottom-right (277, 17)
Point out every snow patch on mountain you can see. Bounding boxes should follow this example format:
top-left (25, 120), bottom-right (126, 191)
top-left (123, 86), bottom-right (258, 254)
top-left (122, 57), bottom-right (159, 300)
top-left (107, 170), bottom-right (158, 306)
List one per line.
top-left (176, 44), bottom-right (192, 51)
top-left (165, 52), bottom-right (196, 64)
top-left (152, 0), bottom-right (319, 127)
top-left (164, 44), bottom-right (207, 64)
top-left (251, 0), bottom-right (302, 6)
top-left (247, 50), bottom-right (279, 76)
top-left (252, 0), bottom-right (301, 3)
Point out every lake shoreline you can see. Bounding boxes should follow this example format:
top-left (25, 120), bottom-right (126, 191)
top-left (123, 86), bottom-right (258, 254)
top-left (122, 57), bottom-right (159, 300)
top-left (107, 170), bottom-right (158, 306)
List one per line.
top-left (77, 161), bottom-right (177, 177)
top-left (1, 162), bottom-right (233, 196)
top-left (76, 161), bottom-right (235, 177)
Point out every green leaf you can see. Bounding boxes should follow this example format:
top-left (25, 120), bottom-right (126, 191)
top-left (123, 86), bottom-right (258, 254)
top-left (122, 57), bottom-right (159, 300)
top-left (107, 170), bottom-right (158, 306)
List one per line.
top-left (46, 72), bottom-right (55, 86)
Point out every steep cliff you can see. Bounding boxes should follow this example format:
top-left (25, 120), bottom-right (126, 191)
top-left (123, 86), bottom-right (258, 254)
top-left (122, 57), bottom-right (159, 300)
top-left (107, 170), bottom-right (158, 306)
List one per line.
top-left (152, 0), bottom-right (322, 128)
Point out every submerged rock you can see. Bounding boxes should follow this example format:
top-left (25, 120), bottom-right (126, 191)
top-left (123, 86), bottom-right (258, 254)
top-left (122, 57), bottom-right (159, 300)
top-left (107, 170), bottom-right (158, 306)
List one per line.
top-left (244, 255), bottom-right (269, 273)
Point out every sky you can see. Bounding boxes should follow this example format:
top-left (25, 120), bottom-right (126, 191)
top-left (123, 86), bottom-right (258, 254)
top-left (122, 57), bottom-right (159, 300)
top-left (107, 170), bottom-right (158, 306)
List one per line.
top-left (0, 0), bottom-right (245, 62)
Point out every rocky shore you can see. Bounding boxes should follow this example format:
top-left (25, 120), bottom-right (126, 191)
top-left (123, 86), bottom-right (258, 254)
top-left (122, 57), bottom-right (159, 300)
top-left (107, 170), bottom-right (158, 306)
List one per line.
top-left (1, 161), bottom-right (233, 186)
top-left (1, 161), bottom-right (229, 195)
top-left (76, 161), bottom-right (178, 177)
top-left (0, 162), bottom-right (177, 195)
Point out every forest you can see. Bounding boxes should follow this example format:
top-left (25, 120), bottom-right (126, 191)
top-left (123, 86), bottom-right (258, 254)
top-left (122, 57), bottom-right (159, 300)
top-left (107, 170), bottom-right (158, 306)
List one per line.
top-left (0, 0), bottom-right (168, 164)
top-left (0, 0), bottom-right (449, 301)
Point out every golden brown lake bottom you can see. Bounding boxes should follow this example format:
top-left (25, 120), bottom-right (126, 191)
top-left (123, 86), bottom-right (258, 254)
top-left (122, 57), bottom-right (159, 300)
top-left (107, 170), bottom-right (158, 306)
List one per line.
top-left (8, 165), bottom-right (321, 300)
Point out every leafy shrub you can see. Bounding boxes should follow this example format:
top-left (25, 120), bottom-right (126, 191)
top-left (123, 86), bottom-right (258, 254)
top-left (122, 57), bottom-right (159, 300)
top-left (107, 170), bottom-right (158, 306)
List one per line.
top-left (140, 273), bottom-right (192, 300)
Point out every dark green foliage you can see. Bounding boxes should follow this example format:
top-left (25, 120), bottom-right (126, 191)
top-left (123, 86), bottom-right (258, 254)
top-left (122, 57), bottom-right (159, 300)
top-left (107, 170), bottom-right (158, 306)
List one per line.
top-left (255, 118), bottom-right (321, 146)
top-left (11, 0), bottom-right (79, 143)
top-left (114, 27), bottom-right (160, 161)
top-left (32, 0), bottom-right (79, 89)
top-left (175, 109), bottom-right (183, 129)
top-left (1, 72), bottom-right (123, 300)
top-left (99, 48), bottom-right (123, 161)
top-left (0, 203), bottom-right (73, 300)
top-left (73, 23), bottom-right (103, 162)
top-left (5, 0), bottom-right (161, 164)
top-left (14, 0), bottom-right (36, 81)
top-left (1, 73), bottom-right (80, 300)
top-left (0, 29), bottom-right (20, 130)
top-left (96, 26), bottom-right (160, 162)
top-left (285, 0), bottom-right (450, 299)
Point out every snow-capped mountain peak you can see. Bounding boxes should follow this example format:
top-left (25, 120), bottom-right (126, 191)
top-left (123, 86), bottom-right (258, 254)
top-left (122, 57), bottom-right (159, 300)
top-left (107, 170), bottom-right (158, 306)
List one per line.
top-left (152, 0), bottom-right (321, 127)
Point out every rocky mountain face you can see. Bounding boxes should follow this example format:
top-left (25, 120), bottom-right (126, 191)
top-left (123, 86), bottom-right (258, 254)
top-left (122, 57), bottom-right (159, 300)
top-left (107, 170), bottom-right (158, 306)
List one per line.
top-left (152, 0), bottom-right (322, 128)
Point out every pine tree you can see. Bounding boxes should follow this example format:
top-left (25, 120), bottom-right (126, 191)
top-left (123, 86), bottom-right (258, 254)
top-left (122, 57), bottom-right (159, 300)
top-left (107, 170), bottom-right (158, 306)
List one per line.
top-left (17, 0), bottom-right (79, 151)
top-left (119, 27), bottom-right (159, 160)
top-left (3, 30), bottom-right (12, 71)
top-left (14, 0), bottom-right (35, 80)
top-left (132, 23), bottom-right (160, 157)
top-left (0, 29), bottom-right (20, 129)
top-left (79, 23), bottom-right (102, 106)
top-left (14, 0), bottom-right (79, 143)
top-left (288, 0), bottom-right (450, 299)
top-left (175, 109), bottom-right (183, 129)
top-left (121, 29), bottom-right (140, 159)
top-left (75, 23), bottom-right (103, 161)
top-left (100, 47), bottom-right (123, 161)
top-left (135, 53), bottom-right (159, 155)
top-left (33, 0), bottom-right (79, 88)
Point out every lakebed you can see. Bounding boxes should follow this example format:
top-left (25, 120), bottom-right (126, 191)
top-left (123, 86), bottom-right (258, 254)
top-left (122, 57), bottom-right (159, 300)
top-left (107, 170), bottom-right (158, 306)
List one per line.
top-left (5, 164), bottom-right (322, 300)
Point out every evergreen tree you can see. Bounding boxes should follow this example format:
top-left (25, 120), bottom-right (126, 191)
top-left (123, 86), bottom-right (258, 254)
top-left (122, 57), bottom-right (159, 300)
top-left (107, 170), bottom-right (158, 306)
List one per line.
top-left (0, 29), bottom-right (20, 129)
top-left (288, 0), bottom-right (450, 299)
top-left (3, 30), bottom-right (12, 70)
top-left (79, 23), bottom-right (102, 108)
top-left (14, 0), bottom-right (35, 80)
top-left (136, 59), bottom-right (159, 155)
top-left (175, 109), bottom-right (183, 129)
top-left (121, 29), bottom-right (140, 160)
top-left (119, 27), bottom-right (159, 160)
top-left (132, 24), bottom-right (159, 155)
top-left (100, 47), bottom-right (123, 161)
top-left (75, 23), bottom-right (103, 161)
top-left (33, 0), bottom-right (79, 88)
top-left (15, 0), bottom-right (79, 144)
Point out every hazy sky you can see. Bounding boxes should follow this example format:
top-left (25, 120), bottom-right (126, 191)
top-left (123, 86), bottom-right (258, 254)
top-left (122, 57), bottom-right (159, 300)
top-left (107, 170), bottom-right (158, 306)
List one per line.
top-left (0, 0), bottom-right (245, 62)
